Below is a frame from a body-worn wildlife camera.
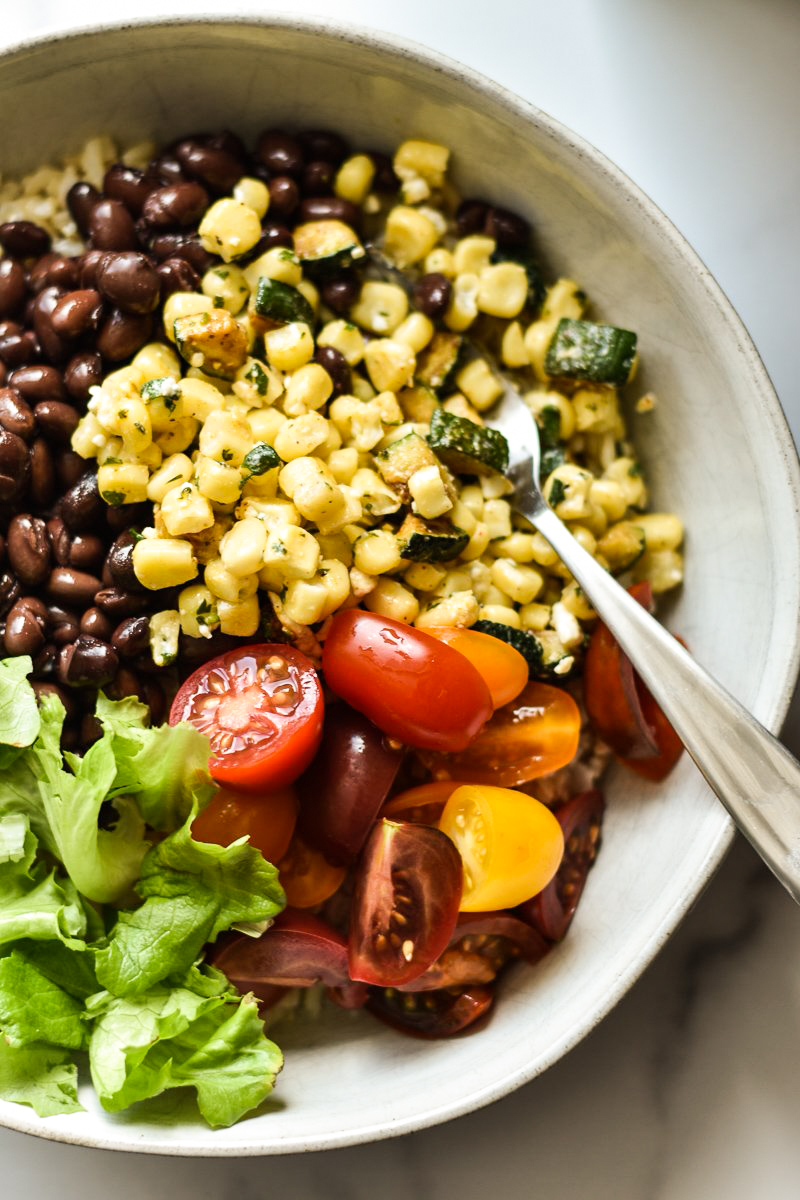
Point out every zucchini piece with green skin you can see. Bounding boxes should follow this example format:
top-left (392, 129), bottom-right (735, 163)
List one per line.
top-left (375, 432), bottom-right (439, 496)
top-left (471, 620), bottom-right (572, 679)
top-left (545, 318), bottom-right (638, 387)
top-left (140, 377), bottom-right (181, 409)
top-left (415, 332), bottom-right (463, 393)
top-left (293, 219), bottom-right (365, 275)
top-left (254, 277), bottom-right (314, 326)
top-left (397, 513), bottom-right (469, 563)
top-left (535, 403), bottom-right (567, 480)
top-left (491, 247), bottom-right (546, 312)
top-left (173, 309), bottom-right (249, 380)
top-left (428, 407), bottom-right (509, 476)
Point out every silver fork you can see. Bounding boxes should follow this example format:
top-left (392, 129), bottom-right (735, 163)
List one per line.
top-left (490, 384), bottom-right (800, 903)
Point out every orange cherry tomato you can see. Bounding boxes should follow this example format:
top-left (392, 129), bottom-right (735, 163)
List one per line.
top-left (278, 836), bottom-right (346, 909)
top-left (191, 785), bottom-right (298, 865)
top-left (425, 627), bottom-right (528, 710)
top-left (420, 681), bottom-right (581, 787)
top-left (381, 781), bottom-right (462, 825)
top-left (438, 783), bottom-right (564, 911)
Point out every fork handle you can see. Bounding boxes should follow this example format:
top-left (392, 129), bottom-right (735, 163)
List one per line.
top-left (529, 502), bottom-right (800, 903)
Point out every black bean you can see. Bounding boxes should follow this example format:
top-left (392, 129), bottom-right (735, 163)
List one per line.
top-left (156, 256), bottom-right (199, 298)
top-left (31, 286), bottom-right (70, 363)
top-left (0, 221), bottom-right (50, 259)
top-left (59, 634), bottom-right (118, 688)
top-left (302, 161), bottom-right (335, 196)
top-left (7, 513), bottom-right (51, 586)
top-left (107, 665), bottom-right (144, 702)
top-left (174, 139), bottom-right (245, 193)
top-left (33, 400), bottom-right (79, 444)
top-left (0, 571), bottom-right (21, 617)
top-left (79, 607), bottom-right (114, 640)
top-left (46, 566), bottom-right (102, 608)
top-left (321, 273), bottom-right (359, 315)
top-left (253, 224), bottom-right (293, 253)
top-left (267, 176), bottom-right (300, 217)
top-left (66, 181), bottom-right (101, 237)
top-left (104, 531), bottom-right (141, 590)
top-left (29, 437), bottom-right (55, 507)
top-left (28, 254), bottom-right (80, 293)
top-left (96, 252), bottom-right (160, 315)
top-left (299, 129), bottom-right (349, 165)
top-left (413, 272), bottom-right (452, 319)
top-left (0, 259), bottom-right (27, 317)
top-left (369, 151), bottom-right (400, 194)
top-left (148, 154), bottom-right (186, 185)
top-left (0, 320), bottom-right (20, 340)
top-left (484, 205), bottom-right (530, 247)
top-left (0, 330), bottom-right (38, 368)
top-left (4, 598), bottom-right (45, 656)
top-left (46, 603), bottom-right (78, 630)
top-left (456, 198), bottom-right (490, 237)
top-left (18, 595), bottom-right (49, 623)
top-left (32, 680), bottom-right (77, 718)
top-left (102, 163), bottom-right (155, 215)
top-left (78, 713), bottom-right (103, 749)
top-left (56, 451), bottom-right (87, 492)
top-left (141, 182), bottom-right (210, 229)
top-left (105, 502), bottom-right (150, 533)
top-left (60, 471), bottom-right (103, 533)
top-left (9, 363), bottom-right (65, 403)
top-left (0, 428), bottom-right (30, 501)
top-left (143, 679), bottom-right (165, 724)
top-left (78, 249), bottom-right (108, 289)
top-left (96, 308), bottom-right (152, 362)
top-left (298, 195), bottom-right (360, 227)
top-left (0, 387), bottom-right (35, 439)
top-left (0, 362), bottom-right (6, 386)
top-left (47, 516), bottom-right (72, 566)
top-left (52, 618), bottom-right (80, 646)
top-left (313, 345), bottom-right (351, 397)
top-left (169, 234), bottom-right (214, 275)
top-left (50, 289), bottom-right (104, 338)
top-left (111, 615), bottom-right (150, 658)
top-left (68, 534), bottom-right (105, 571)
top-left (88, 199), bottom-right (139, 251)
top-left (256, 130), bottom-right (304, 177)
top-left (94, 587), bottom-right (149, 618)
top-left (64, 352), bottom-right (103, 403)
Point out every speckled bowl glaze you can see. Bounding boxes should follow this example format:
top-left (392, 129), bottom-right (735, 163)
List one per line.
top-left (1, 14), bottom-right (798, 1158)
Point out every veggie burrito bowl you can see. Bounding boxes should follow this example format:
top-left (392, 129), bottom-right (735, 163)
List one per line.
top-left (0, 17), bottom-right (797, 1157)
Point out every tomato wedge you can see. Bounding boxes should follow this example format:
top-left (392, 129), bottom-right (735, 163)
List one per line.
top-left (213, 909), bottom-right (349, 995)
top-left (322, 610), bottom-right (492, 752)
top-left (348, 818), bottom-right (463, 986)
top-left (191, 784), bottom-right (297, 864)
top-left (380, 780), bottom-right (461, 825)
top-left (366, 984), bottom-right (494, 1037)
top-left (420, 681), bottom-right (580, 786)
top-left (170, 645), bottom-right (324, 792)
top-left (395, 911), bottom-right (550, 991)
top-left (518, 789), bottom-right (605, 941)
top-left (278, 835), bottom-right (346, 909)
top-left (425, 626), bottom-right (528, 709)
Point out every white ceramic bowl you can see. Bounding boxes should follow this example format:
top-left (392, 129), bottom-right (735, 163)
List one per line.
top-left (1, 14), bottom-right (799, 1158)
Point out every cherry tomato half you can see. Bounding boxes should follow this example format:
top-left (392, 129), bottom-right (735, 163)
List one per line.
top-left (348, 818), bottom-right (463, 986)
top-left (213, 909), bottom-right (349, 994)
top-left (380, 780), bottom-right (462, 826)
top-left (425, 626), bottom-right (528, 710)
top-left (396, 911), bottom-right (550, 991)
top-left (438, 784), bottom-right (564, 911)
top-left (191, 784), bottom-right (297, 864)
top-left (518, 789), bottom-right (605, 941)
top-left (420, 681), bottom-right (581, 787)
top-left (322, 610), bottom-right (493, 752)
top-left (278, 835), bottom-right (346, 909)
top-left (366, 984), bottom-right (494, 1038)
top-left (170, 644), bottom-right (324, 792)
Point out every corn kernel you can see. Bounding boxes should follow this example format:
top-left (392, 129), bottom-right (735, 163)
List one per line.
top-left (363, 338), bottom-right (416, 393)
top-left (244, 247), bottom-right (302, 291)
top-left (163, 292), bottom-right (214, 343)
top-left (149, 609), bottom-right (181, 665)
top-left (392, 312), bottom-right (435, 353)
top-left (393, 140), bottom-right (449, 188)
top-left (453, 236), bottom-right (496, 276)
top-left (199, 198), bottom-right (261, 262)
top-left (263, 322), bottom-right (315, 371)
top-left (385, 205), bottom-right (439, 267)
top-left (205, 557), bottom-right (258, 603)
top-left (178, 583), bottom-right (219, 638)
top-left (501, 321), bottom-right (529, 368)
top-left (132, 341), bottom-right (182, 381)
top-left (354, 529), bottom-right (402, 575)
top-left (97, 462), bottom-right (149, 506)
top-left (351, 281), bottom-right (408, 335)
top-left (317, 319), bottom-right (365, 365)
top-left (198, 410), bottom-right (253, 467)
top-left (233, 176), bottom-right (270, 219)
top-left (477, 262), bottom-right (528, 319)
top-left (282, 363), bottom-right (333, 416)
top-left (219, 517), bottom-right (268, 576)
top-left (133, 538), bottom-right (198, 590)
top-left (160, 481), bottom-right (215, 537)
top-left (444, 272), bottom-right (480, 332)
top-left (147, 453), bottom-right (194, 503)
top-left (364, 578), bottom-right (420, 625)
top-left (335, 154), bottom-right (376, 204)
top-left (416, 591), bottom-right (480, 630)
top-left (217, 594), bottom-right (261, 637)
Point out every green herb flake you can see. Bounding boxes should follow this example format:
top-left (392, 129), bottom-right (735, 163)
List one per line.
top-left (221, 448), bottom-right (234, 463)
top-left (548, 478), bottom-right (567, 507)
top-left (101, 491), bottom-right (126, 508)
top-left (242, 443), bottom-right (281, 476)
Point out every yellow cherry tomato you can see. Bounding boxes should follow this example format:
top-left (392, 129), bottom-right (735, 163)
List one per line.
top-left (438, 784), bottom-right (564, 911)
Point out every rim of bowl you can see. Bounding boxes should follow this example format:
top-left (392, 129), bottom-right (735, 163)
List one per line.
top-left (1, 11), bottom-right (799, 1158)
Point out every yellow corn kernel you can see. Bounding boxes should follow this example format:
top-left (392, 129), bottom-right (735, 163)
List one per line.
top-left (351, 281), bottom-right (408, 335)
top-left (198, 410), bottom-right (253, 467)
top-left (247, 406), bottom-right (287, 443)
top-left (279, 456), bottom-right (346, 531)
top-left (238, 496), bottom-right (300, 528)
top-left (219, 517), bottom-right (268, 577)
top-left (71, 413), bottom-right (106, 459)
top-left (392, 312), bottom-right (435, 353)
top-left (132, 341), bottom-right (182, 382)
top-left (201, 263), bottom-right (249, 315)
top-left (404, 562), bottom-right (446, 592)
top-left (149, 609), bottom-right (181, 666)
top-left (460, 521), bottom-right (491, 563)
top-left (115, 396), bottom-right (151, 455)
top-left (573, 388), bottom-right (620, 434)
top-left (317, 319), bottom-right (365, 365)
top-left (263, 525), bottom-right (321, 581)
top-left (543, 464), bottom-right (595, 520)
top-left (199, 198), bottom-right (261, 263)
top-left (444, 272), bottom-right (480, 332)
top-left (394, 140), bottom-right (449, 188)
top-left (192, 455), bottom-right (241, 506)
top-left (542, 278), bottom-right (585, 322)
top-left (163, 292), bottom-right (214, 343)
top-left (326, 446), bottom-right (360, 484)
top-left (519, 602), bottom-right (551, 632)
top-left (328, 396), bottom-right (382, 451)
top-left (317, 532), bottom-right (353, 568)
top-left (492, 532), bottom-right (537, 563)
top-left (274, 411), bottom-right (329, 461)
top-left (233, 176), bottom-right (270, 219)
top-left (147, 453), bottom-right (194, 504)
top-left (459, 485), bottom-right (484, 517)
top-left (178, 583), bottom-right (219, 638)
top-left (133, 537), bottom-right (198, 590)
top-left (603, 456), bottom-right (648, 508)
top-left (282, 363), bottom-right (333, 416)
top-left (204, 557), bottom-right (258, 603)
top-left (490, 558), bottom-right (544, 605)
top-left (281, 578), bottom-right (327, 626)
top-left (501, 321), bottom-right (529, 368)
top-left (97, 462), bottom-right (149, 507)
top-left (385, 205), bottom-right (439, 268)
top-left (364, 578), bottom-right (420, 625)
top-left (477, 262), bottom-right (528, 319)
top-left (363, 338), bottom-right (416, 393)
top-left (160, 482), bottom-right (215, 537)
top-left (317, 558), bottom-right (352, 618)
top-left (416, 590), bottom-right (480, 630)
top-left (478, 604), bottom-right (521, 629)
top-left (263, 322), bottom-right (315, 371)
top-left (455, 358), bottom-right (503, 412)
top-left (424, 247), bottom-right (455, 277)
top-left (634, 548), bottom-right (684, 593)
top-left (349, 468), bottom-right (403, 518)
top-left (354, 529), bottom-right (402, 575)
top-left (530, 531), bottom-right (560, 568)
top-left (453, 236), bottom-right (495, 276)
top-left (217, 594), bottom-right (261, 637)
top-left (155, 416), bottom-right (198, 456)
top-left (335, 154), bottom-right (376, 204)
top-left (589, 479), bottom-right (628, 523)
top-left (408, 465), bottom-right (452, 519)
top-left (244, 246), bottom-right (302, 291)
top-left (176, 377), bottom-right (224, 423)
top-left (483, 497), bottom-right (513, 540)
top-left (523, 316), bottom-right (559, 381)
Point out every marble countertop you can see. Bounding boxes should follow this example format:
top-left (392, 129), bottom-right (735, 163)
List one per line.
top-left (2, 1), bottom-right (799, 1195)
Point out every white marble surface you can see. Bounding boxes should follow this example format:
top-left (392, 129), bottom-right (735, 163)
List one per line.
top-left (2, 0), bottom-right (800, 1194)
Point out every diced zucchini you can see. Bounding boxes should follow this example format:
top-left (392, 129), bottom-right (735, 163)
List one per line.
top-left (415, 332), bottom-right (463, 393)
top-left (242, 442), bottom-right (282, 477)
top-left (293, 219), bottom-right (365, 275)
top-left (428, 407), bottom-right (509, 476)
top-left (376, 431), bottom-right (439, 496)
top-left (253, 277), bottom-right (314, 327)
top-left (472, 619), bottom-right (571, 678)
top-left (491, 247), bottom-right (546, 311)
top-left (535, 403), bottom-right (566, 480)
top-left (545, 318), bottom-right (638, 387)
top-left (397, 383), bottom-right (438, 424)
top-left (397, 513), bottom-right (469, 562)
top-left (174, 310), bottom-right (249, 380)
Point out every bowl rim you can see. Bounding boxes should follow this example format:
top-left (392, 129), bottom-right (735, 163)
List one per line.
top-left (1, 10), bottom-right (800, 1158)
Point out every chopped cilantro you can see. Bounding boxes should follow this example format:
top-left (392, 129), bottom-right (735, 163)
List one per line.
top-left (243, 443), bottom-right (282, 476)
top-left (537, 405), bottom-right (562, 449)
top-left (221, 448), bottom-right (234, 462)
top-left (548, 478), bottom-right (567, 507)
top-left (101, 490), bottom-right (126, 507)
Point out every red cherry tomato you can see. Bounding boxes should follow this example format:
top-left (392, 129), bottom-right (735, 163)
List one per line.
top-left (366, 984), bottom-right (494, 1038)
top-left (396, 911), bottom-right (550, 991)
top-left (348, 818), bottom-right (463, 986)
top-left (380, 780), bottom-right (462, 825)
top-left (518, 789), bottom-right (605, 942)
top-left (170, 644), bottom-right (324, 792)
top-left (213, 909), bottom-right (349, 996)
top-left (322, 610), bottom-right (493, 752)
top-left (191, 784), bottom-right (297, 864)
top-left (420, 681), bottom-right (581, 787)
top-left (618, 680), bottom-right (684, 780)
top-left (278, 835), bottom-right (346, 909)
top-left (425, 626), bottom-right (528, 709)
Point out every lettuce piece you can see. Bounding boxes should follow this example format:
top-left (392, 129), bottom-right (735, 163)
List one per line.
top-left (95, 815), bottom-right (285, 996)
top-left (11, 937), bottom-right (98, 1000)
top-left (0, 951), bottom-right (86, 1050)
top-left (0, 655), bottom-right (39, 750)
top-left (0, 1041), bottom-right (82, 1117)
top-left (87, 977), bottom-right (282, 1127)
top-left (0, 816), bottom-right (86, 947)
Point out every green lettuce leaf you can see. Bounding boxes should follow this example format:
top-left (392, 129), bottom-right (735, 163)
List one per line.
top-left (0, 655), bottom-right (39, 749)
top-left (87, 978), bottom-right (282, 1127)
top-left (0, 816), bottom-right (86, 947)
top-left (11, 937), bottom-right (98, 1000)
top-left (94, 816), bottom-right (285, 996)
top-left (0, 951), bottom-right (86, 1050)
top-left (0, 1040), bottom-right (83, 1117)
